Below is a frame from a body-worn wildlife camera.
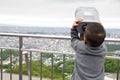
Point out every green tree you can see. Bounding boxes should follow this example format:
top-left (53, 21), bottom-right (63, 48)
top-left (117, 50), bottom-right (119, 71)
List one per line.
top-left (2, 49), bottom-right (19, 60)
top-left (105, 59), bottom-right (117, 73)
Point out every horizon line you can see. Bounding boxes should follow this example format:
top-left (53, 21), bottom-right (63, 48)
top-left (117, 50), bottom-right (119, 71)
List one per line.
top-left (0, 23), bottom-right (120, 29)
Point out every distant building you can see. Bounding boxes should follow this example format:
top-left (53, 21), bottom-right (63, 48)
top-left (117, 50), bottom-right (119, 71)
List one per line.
top-left (114, 51), bottom-right (120, 56)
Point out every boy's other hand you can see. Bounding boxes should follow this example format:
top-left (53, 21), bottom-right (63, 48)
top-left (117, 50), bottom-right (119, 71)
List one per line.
top-left (72, 18), bottom-right (83, 29)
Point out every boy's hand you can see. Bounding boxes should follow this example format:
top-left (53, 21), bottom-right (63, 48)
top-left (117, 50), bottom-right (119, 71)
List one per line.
top-left (72, 18), bottom-right (83, 29)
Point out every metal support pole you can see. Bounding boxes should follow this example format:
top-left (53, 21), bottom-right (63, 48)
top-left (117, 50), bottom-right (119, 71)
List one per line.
top-left (10, 50), bottom-right (12, 80)
top-left (19, 36), bottom-right (23, 80)
top-left (62, 54), bottom-right (65, 80)
top-left (25, 52), bottom-right (32, 80)
top-left (0, 49), bottom-right (3, 80)
top-left (40, 52), bottom-right (42, 80)
top-left (51, 54), bottom-right (53, 80)
top-left (29, 52), bottom-right (32, 80)
top-left (116, 59), bottom-right (120, 80)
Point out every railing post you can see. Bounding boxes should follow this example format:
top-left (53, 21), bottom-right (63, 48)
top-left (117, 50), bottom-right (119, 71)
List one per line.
top-left (116, 59), bottom-right (120, 80)
top-left (0, 49), bottom-right (3, 80)
top-left (51, 54), bottom-right (53, 80)
top-left (19, 36), bottom-right (23, 80)
top-left (25, 52), bottom-right (32, 80)
top-left (40, 52), bottom-right (42, 80)
top-left (29, 52), bottom-right (32, 80)
top-left (62, 54), bottom-right (65, 80)
top-left (10, 50), bottom-right (12, 80)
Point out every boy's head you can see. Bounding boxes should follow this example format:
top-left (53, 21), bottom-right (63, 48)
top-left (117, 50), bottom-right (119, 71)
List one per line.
top-left (84, 22), bottom-right (106, 47)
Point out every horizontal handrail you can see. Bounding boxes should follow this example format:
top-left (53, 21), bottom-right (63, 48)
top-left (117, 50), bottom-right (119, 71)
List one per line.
top-left (0, 33), bottom-right (120, 42)
top-left (0, 47), bottom-right (120, 61)
top-left (0, 33), bottom-right (70, 39)
top-left (106, 56), bottom-right (120, 60)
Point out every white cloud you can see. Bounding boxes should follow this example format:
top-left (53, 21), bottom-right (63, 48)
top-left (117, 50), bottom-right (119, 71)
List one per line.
top-left (0, 0), bottom-right (120, 28)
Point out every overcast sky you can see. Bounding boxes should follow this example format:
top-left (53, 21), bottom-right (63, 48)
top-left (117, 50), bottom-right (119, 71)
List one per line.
top-left (0, 0), bottom-right (120, 28)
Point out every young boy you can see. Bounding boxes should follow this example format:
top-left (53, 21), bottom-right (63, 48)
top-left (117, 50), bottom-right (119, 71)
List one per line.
top-left (71, 18), bottom-right (107, 80)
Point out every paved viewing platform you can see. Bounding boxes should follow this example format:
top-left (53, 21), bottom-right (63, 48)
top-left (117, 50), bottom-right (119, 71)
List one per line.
top-left (1, 73), bottom-right (114, 80)
top-left (2, 73), bottom-right (50, 80)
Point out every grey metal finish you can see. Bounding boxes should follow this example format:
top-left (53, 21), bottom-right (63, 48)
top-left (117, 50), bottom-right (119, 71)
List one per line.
top-left (0, 49), bottom-right (3, 80)
top-left (51, 54), bottom-right (53, 80)
top-left (19, 37), bottom-right (23, 80)
top-left (117, 60), bottom-right (120, 80)
top-left (40, 52), bottom-right (42, 80)
top-left (62, 54), bottom-right (65, 80)
top-left (10, 50), bottom-right (12, 80)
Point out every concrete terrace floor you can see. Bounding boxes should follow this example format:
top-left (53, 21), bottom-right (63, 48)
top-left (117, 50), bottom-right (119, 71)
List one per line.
top-left (1, 72), bottom-right (114, 80)
top-left (2, 73), bottom-right (50, 80)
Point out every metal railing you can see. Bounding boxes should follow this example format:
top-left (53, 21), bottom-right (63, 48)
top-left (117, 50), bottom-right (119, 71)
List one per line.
top-left (0, 33), bottom-right (120, 80)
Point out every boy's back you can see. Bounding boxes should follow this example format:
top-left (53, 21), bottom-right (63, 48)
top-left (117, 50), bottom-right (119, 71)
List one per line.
top-left (71, 40), bottom-right (107, 80)
top-left (71, 18), bottom-right (107, 80)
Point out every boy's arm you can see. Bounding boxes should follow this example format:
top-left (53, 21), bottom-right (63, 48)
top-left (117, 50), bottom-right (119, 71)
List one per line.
top-left (71, 18), bottom-right (83, 50)
top-left (71, 28), bottom-right (80, 42)
top-left (71, 28), bottom-right (80, 50)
